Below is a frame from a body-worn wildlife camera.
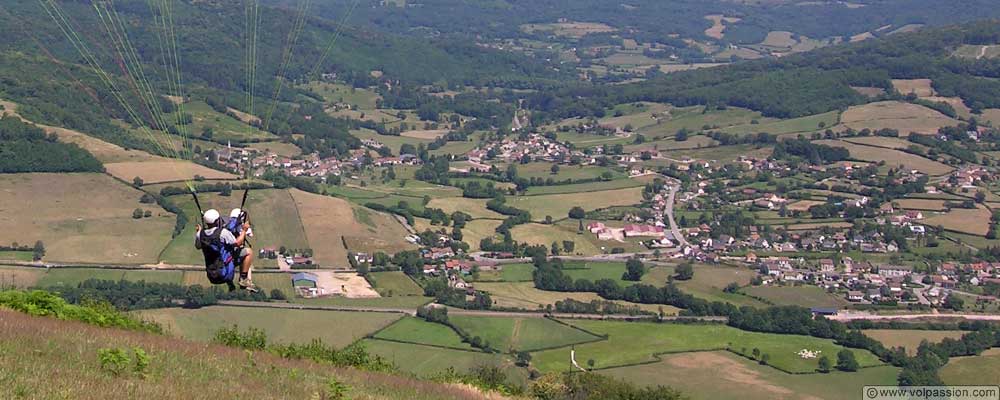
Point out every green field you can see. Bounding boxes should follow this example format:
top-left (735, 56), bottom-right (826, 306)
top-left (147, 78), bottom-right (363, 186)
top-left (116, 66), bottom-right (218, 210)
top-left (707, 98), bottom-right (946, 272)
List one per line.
top-left (474, 281), bottom-right (679, 314)
top-left (742, 285), bottom-right (848, 308)
top-left (940, 348), bottom-right (1000, 385)
top-left (372, 317), bottom-right (473, 349)
top-left (167, 101), bottom-right (275, 142)
top-left (361, 339), bottom-right (520, 380)
top-left (160, 189), bottom-right (310, 268)
top-left (289, 295), bottom-right (432, 309)
top-left (475, 263), bottom-right (535, 282)
top-left (369, 271), bottom-right (424, 296)
top-left (36, 268), bottom-right (184, 287)
top-left (643, 265), bottom-right (769, 308)
top-left (141, 306), bottom-right (400, 348)
top-left (0, 251), bottom-right (32, 262)
top-left (720, 111), bottom-right (839, 136)
top-left (352, 128), bottom-right (435, 154)
top-left (636, 106), bottom-right (773, 138)
top-left (449, 315), bottom-right (601, 352)
top-left (862, 330), bottom-right (967, 355)
top-left (304, 81), bottom-right (380, 109)
top-left (512, 162), bottom-right (624, 181)
top-left (523, 177), bottom-right (647, 195)
top-left (531, 320), bottom-right (882, 374)
top-left (601, 350), bottom-right (900, 400)
top-left (507, 187), bottom-right (644, 221)
top-left (561, 261), bottom-right (634, 286)
top-left (182, 270), bottom-right (294, 298)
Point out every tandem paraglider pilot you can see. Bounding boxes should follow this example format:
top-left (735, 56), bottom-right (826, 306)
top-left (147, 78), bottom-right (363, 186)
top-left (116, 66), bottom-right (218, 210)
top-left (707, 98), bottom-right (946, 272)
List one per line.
top-left (195, 209), bottom-right (259, 293)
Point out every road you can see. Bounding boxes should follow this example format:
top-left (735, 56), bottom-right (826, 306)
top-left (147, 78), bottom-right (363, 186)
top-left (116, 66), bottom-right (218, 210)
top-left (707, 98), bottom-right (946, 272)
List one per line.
top-left (665, 185), bottom-right (690, 248)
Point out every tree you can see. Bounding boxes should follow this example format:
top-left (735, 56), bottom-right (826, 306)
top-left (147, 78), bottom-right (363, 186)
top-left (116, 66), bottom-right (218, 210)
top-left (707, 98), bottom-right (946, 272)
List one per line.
top-left (976, 190), bottom-right (987, 203)
top-left (551, 241), bottom-right (561, 256)
top-left (818, 355), bottom-right (832, 373)
top-left (751, 348), bottom-right (761, 360)
top-left (568, 207), bottom-right (586, 219)
top-left (622, 258), bottom-right (646, 281)
top-left (759, 353), bottom-right (770, 365)
top-left (132, 208), bottom-right (144, 219)
top-left (675, 128), bottom-right (689, 142)
top-left (550, 164), bottom-right (560, 175)
top-left (675, 263), bottom-right (694, 280)
top-left (132, 176), bottom-right (144, 188)
top-left (944, 295), bottom-right (965, 311)
top-left (836, 349), bottom-right (859, 371)
top-left (32, 240), bottom-right (45, 261)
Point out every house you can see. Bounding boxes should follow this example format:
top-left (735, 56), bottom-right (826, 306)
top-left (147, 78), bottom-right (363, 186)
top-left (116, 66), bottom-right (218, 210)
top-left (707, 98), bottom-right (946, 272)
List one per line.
top-left (425, 247), bottom-right (455, 260)
top-left (353, 252), bottom-right (374, 264)
top-left (819, 259), bottom-right (835, 273)
top-left (291, 256), bottom-right (313, 266)
top-left (905, 211), bottom-right (924, 220)
top-left (445, 259), bottom-right (473, 274)
top-left (623, 224), bottom-right (665, 238)
top-left (847, 291), bottom-right (864, 302)
top-left (259, 247), bottom-right (277, 259)
top-left (587, 222), bottom-right (607, 234)
top-left (291, 272), bottom-right (318, 288)
top-left (879, 265), bottom-right (913, 278)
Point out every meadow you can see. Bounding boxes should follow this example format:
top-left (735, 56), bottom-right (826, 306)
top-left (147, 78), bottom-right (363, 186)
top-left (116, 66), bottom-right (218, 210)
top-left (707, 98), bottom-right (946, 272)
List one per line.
top-left (473, 281), bottom-right (679, 314)
top-left (837, 101), bottom-right (958, 136)
top-left (642, 264), bottom-right (768, 308)
top-left (636, 106), bottom-right (773, 139)
top-left (530, 320), bottom-right (883, 374)
top-left (0, 251), bottom-right (32, 262)
top-left (601, 350), bottom-right (900, 400)
top-left (474, 263), bottom-right (535, 282)
top-left (369, 271), bottom-right (424, 297)
top-left (166, 100), bottom-right (275, 142)
top-left (522, 176), bottom-right (648, 196)
top-left (509, 223), bottom-right (607, 256)
top-left (721, 111), bottom-right (838, 136)
top-left (0, 267), bottom-right (44, 289)
top-left (813, 140), bottom-right (953, 176)
top-left (372, 317), bottom-right (473, 350)
top-left (105, 161), bottom-right (238, 185)
top-left (861, 330), bottom-right (967, 355)
top-left (513, 162), bottom-right (623, 181)
top-left (507, 187), bottom-right (644, 221)
top-left (893, 199), bottom-right (948, 211)
top-left (304, 81), bottom-right (380, 109)
top-left (426, 197), bottom-right (504, 219)
top-left (141, 306), bottom-right (400, 348)
top-left (0, 173), bottom-right (174, 264)
top-left (940, 348), bottom-right (1000, 385)
top-left (741, 285), bottom-right (847, 308)
top-left (923, 205), bottom-right (992, 236)
top-left (448, 315), bottom-right (601, 352)
top-left (361, 339), bottom-right (518, 380)
top-left (37, 268), bottom-right (185, 287)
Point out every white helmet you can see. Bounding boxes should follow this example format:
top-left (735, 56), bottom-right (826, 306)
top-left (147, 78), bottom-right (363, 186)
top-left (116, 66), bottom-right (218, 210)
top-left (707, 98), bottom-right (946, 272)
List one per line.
top-left (230, 208), bottom-right (242, 219)
top-left (203, 209), bottom-right (221, 225)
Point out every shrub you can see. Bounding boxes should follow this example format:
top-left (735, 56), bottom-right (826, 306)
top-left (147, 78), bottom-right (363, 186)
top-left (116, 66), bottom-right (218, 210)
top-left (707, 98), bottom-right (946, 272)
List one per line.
top-left (97, 348), bottom-right (131, 377)
top-left (0, 290), bottom-right (162, 333)
top-left (212, 325), bottom-right (267, 350)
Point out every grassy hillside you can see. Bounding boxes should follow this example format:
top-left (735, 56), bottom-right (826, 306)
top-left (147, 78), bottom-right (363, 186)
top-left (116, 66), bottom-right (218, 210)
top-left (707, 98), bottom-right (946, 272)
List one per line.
top-left (0, 309), bottom-right (494, 400)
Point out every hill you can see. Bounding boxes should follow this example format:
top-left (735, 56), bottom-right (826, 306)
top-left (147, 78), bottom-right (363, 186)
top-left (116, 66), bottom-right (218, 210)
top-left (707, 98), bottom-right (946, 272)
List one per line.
top-left (0, 308), bottom-right (495, 400)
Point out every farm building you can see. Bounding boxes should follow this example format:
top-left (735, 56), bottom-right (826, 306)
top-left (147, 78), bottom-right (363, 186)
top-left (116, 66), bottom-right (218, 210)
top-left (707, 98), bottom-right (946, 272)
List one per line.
top-left (292, 272), bottom-right (318, 288)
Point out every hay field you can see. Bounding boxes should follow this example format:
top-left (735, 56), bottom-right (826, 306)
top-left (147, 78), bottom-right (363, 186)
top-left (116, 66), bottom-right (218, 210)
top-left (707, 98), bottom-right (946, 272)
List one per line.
top-left (426, 197), bottom-right (504, 219)
top-left (787, 200), bottom-right (824, 212)
top-left (520, 21), bottom-right (615, 38)
top-left (0, 173), bottom-right (173, 264)
top-left (891, 79), bottom-right (936, 97)
top-left (841, 136), bottom-right (920, 149)
top-left (245, 141), bottom-right (301, 157)
top-left (722, 111), bottom-right (838, 136)
top-left (362, 339), bottom-right (519, 380)
top-left (813, 139), bottom-right (953, 175)
top-left (105, 161), bottom-right (237, 184)
top-left (303, 82), bottom-right (380, 109)
top-left (474, 281), bottom-right (678, 314)
top-left (742, 285), bottom-right (847, 308)
top-left (761, 31), bottom-right (796, 48)
top-left (291, 189), bottom-right (415, 267)
top-left (894, 199), bottom-right (948, 211)
top-left (838, 101), bottom-right (958, 136)
top-left (924, 205), bottom-right (992, 236)
top-left (658, 63), bottom-right (726, 74)
top-left (601, 351), bottom-right (899, 400)
top-left (170, 101), bottom-right (274, 142)
top-left (0, 267), bottom-right (44, 289)
top-left (981, 109), bottom-right (1000, 127)
top-left (141, 306), bottom-right (400, 348)
top-left (940, 348), bottom-right (1000, 385)
top-left (456, 219), bottom-right (502, 251)
top-left (507, 187), bottom-right (644, 221)
top-left (510, 223), bottom-right (605, 256)
top-left (862, 330), bottom-right (966, 355)
top-left (400, 130), bottom-right (448, 140)
top-left (448, 315), bottom-right (601, 352)
top-left (704, 15), bottom-right (727, 39)
top-left (923, 96), bottom-right (972, 119)
top-left (851, 86), bottom-right (887, 98)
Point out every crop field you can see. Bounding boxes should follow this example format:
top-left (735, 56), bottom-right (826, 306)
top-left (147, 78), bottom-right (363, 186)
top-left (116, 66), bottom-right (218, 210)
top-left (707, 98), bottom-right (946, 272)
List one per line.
top-left (894, 199), bottom-right (948, 211)
top-left (530, 320), bottom-right (883, 374)
top-left (891, 79), bottom-right (936, 97)
top-left (361, 339), bottom-right (523, 382)
top-left (369, 271), bottom-right (423, 297)
top-left (160, 189), bottom-right (309, 268)
top-left (372, 317), bottom-right (473, 350)
top-left (0, 173), bottom-right (173, 264)
top-left (304, 82), bottom-right (380, 109)
top-left (814, 140), bottom-right (952, 175)
top-left (721, 111), bottom-right (838, 136)
top-left (940, 348), bottom-right (1000, 385)
top-left (838, 101), bottom-right (958, 136)
top-left (141, 306), bottom-right (400, 347)
top-left (523, 176), bottom-right (650, 196)
top-left (474, 263), bottom-right (535, 282)
top-left (291, 189), bottom-right (416, 267)
top-left (426, 197), bottom-right (503, 219)
top-left (923, 205), bottom-right (992, 236)
top-left (507, 187), bottom-right (644, 221)
top-left (0, 251), bottom-right (32, 262)
top-left (105, 160), bottom-right (237, 184)
top-left (742, 285), bottom-right (847, 308)
top-left (601, 351), bottom-right (899, 400)
top-left (449, 315), bottom-right (601, 352)
top-left (0, 267), bottom-right (44, 289)
top-left (474, 281), bottom-right (679, 314)
top-left (643, 264), bottom-right (768, 308)
top-left (861, 330), bottom-right (966, 355)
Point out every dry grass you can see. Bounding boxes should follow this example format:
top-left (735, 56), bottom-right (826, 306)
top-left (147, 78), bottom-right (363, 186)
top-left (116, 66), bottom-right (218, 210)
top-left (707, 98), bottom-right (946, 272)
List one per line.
top-left (290, 189), bottom-right (415, 267)
top-left (924, 205), bottom-right (992, 236)
top-left (400, 130), bottom-right (449, 140)
top-left (786, 200), bottom-right (825, 212)
top-left (894, 199), bottom-right (948, 211)
top-left (814, 139), bottom-right (953, 175)
top-left (658, 63), bottom-right (726, 74)
top-left (785, 222), bottom-right (854, 231)
top-left (0, 310), bottom-right (493, 400)
top-left (981, 109), bottom-right (1000, 127)
top-left (703, 15), bottom-right (728, 39)
top-left (891, 79), bottom-right (936, 97)
top-left (105, 161), bottom-right (237, 185)
top-left (427, 197), bottom-right (504, 219)
top-left (0, 267), bottom-right (44, 288)
top-left (851, 86), bottom-right (887, 98)
top-left (245, 141), bottom-right (302, 157)
top-left (841, 136), bottom-right (917, 149)
top-left (225, 107), bottom-right (261, 125)
top-left (0, 173), bottom-right (173, 264)
top-left (475, 281), bottom-right (677, 314)
top-left (838, 101), bottom-right (958, 136)
top-left (862, 330), bottom-right (966, 355)
top-left (923, 96), bottom-right (972, 119)
top-left (761, 31), bottom-right (796, 48)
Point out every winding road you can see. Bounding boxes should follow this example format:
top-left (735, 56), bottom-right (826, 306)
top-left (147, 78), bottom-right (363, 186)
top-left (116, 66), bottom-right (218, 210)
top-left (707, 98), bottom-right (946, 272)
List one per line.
top-left (665, 185), bottom-right (690, 248)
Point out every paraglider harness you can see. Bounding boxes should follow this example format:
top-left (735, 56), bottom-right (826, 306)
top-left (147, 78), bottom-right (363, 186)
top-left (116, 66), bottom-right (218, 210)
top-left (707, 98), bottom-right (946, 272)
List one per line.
top-left (192, 188), bottom-right (251, 285)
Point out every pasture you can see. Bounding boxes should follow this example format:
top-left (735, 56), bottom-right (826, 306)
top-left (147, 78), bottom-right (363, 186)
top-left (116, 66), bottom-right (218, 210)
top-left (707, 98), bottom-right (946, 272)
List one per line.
top-left (742, 285), bottom-right (847, 308)
top-left (890, 79), bottom-right (935, 97)
top-left (426, 197), bottom-right (504, 219)
top-left (182, 271), bottom-right (295, 299)
top-left (452, 219), bottom-right (501, 251)
top-left (530, 320), bottom-right (883, 374)
top-left (160, 189), bottom-right (310, 268)
top-left (523, 176), bottom-right (648, 196)
top-left (0, 251), bottom-right (32, 262)
top-left (507, 187), bottom-right (644, 221)
top-left (520, 21), bottom-right (615, 38)
top-left (514, 162), bottom-right (624, 181)
top-left (509, 223), bottom-right (605, 256)
top-left (894, 199), bottom-right (948, 211)
top-left (449, 315), bottom-right (601, 352)
top-left (0, 173), bottom-right (173, 264)
top-left (643, 264), bottom-right (768, 308)
top-left (940, 348), bottom-right (1000, 385)
top-left (245, 141), bottom-right (301, 157)
top-left (923, 205), bottom-right (992, 236)
top-left (351, 128), bottom-right (435, 154)
top-left (141, 306), bottom-right (400, 348)
top-left (838, 101), bottom-right (958, 136)
top-left (105, 160), bottom-right (237, 184)
top-left (601, 351), bottom-right (899, 400)
top-left (372, 317), bottom-right (472, 350)
top-left (982, 109), bottom-right (1000, 127)
top-left (474, 263), bottom-right (535, 282)
top-left (636, 106), bottom-right (773, 139)
top-left (304, 81), bottom-right (380, 110)
top-left (361, 339), bottom-right (524, 383)
top-left (37, 268), bottom-right (184, 287)
top-left (813, 140), bottom-right (953, 175)
top-left (168, 101), bottom-right (275, 142)
top-left (369, 271), bottom-right (423, 297)
top-left (841, 136), bottom-right (920, 150)
top-left (862, 330), bottom-right (967, 355)
top-left (474, 281), bottom-right (679, 314)
top-left (291, 189), bottom-right (416, 267)
top-left (658, 63), bottom-right (726, 74)
top-left (722, 111), bottom-right (838, 136)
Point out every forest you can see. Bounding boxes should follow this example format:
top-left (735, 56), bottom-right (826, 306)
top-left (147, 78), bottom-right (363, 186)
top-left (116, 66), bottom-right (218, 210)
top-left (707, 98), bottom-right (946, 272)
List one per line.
top-left (0, 116), bottom-right (102, 173)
